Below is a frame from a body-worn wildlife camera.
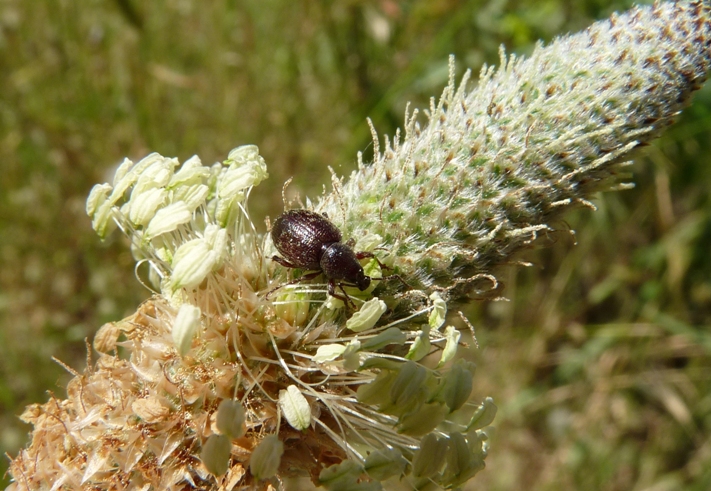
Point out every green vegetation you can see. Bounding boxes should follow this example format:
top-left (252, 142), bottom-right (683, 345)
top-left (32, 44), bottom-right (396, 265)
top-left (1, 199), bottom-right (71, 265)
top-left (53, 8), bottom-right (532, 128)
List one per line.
top-left (1, 0), bottom-right (710, 489)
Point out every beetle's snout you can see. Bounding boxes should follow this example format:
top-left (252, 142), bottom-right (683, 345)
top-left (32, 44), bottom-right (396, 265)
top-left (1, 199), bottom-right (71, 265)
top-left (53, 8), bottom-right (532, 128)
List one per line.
top-left (357, 272), bottom-right (371, 291)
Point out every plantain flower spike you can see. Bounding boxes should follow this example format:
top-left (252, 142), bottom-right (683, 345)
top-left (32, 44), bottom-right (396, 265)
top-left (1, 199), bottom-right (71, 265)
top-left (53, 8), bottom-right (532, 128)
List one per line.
top-left (9, 2), bottom-right (711, 490)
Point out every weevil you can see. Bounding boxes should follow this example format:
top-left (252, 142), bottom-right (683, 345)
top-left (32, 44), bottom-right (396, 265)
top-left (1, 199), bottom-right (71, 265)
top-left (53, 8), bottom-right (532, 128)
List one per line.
top-left (267, 209), bottom-right (404, 307)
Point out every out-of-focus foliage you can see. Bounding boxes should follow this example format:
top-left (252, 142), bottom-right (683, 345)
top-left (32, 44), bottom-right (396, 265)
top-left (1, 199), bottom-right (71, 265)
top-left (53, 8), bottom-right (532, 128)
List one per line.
top-left (1, 0), bottom-right (709, 489)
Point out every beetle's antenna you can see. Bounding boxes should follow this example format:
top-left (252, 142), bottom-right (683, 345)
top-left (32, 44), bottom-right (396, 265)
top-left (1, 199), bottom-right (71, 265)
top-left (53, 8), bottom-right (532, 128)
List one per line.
top-left (282, 177), bottom-right (293, 210)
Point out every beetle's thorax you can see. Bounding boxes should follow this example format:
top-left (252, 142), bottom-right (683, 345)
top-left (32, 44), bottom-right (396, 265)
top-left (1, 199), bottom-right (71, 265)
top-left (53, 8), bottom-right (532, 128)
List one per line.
top-left (320, 242), bottom-right (370, 290)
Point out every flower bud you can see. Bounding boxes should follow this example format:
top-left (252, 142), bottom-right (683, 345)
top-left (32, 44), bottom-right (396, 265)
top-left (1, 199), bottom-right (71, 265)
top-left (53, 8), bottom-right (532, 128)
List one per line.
top-left (364, 448), bottom-right (407, 481)
top-left (468, 397), bottom-right (498, 430)
top-left (249, 435), bottom-right (284, 481)
top-left (216, 399), bottom-right (246, 439)
top-left (200, 434), bottom-right (231, 476)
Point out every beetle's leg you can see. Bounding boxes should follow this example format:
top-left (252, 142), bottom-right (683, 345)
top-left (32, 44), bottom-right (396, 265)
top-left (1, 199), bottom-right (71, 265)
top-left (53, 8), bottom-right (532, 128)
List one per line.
top-left (353, 252), bottom-right (411, 290)
top-left (265, 270), bottom-right (321, 300)
top-left (327, 280), bottom-right (357, 310)
top-left (355, 251), bottom-right (392, 271)
top-left (271, 255), bottom-right (300, 269)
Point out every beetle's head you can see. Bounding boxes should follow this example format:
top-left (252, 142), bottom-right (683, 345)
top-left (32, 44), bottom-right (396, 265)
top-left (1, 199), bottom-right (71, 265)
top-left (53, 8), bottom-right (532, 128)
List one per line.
top-left (356, 270), bottom-right (371, 291)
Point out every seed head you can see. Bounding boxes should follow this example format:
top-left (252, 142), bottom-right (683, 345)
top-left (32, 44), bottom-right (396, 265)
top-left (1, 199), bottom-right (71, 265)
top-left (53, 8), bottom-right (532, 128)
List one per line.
top-left (9, 2), bottom-right (711, 490)
top-left (319, 0), bottom-right (711, 301)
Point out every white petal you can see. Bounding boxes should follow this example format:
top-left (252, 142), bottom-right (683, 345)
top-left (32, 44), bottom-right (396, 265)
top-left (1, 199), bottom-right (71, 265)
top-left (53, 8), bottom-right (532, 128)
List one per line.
top-left (112, 157), bottom-right (135, 186)
top-left (406, 325), bottom-right (431, 361)
top-left (129, 152), bottom-right (165, 179)
top-left (428, 291), bottom-right (447, 330)
top-left (91, 199), bottom-right (117, 239)
top-left (144, 201), bottom-right (192, 239)
top-left (128, 187), bottom-right (167, 226)
top-left (218, 166), bottom-right (255, 198)
top-left (170, 155), bottom-right (209, 187)
top-left (226, 146), bottom-right (269, 186)
top-left (86, 183), bottom-right (113, 217)
top-left (313, 344), bottom-right (347, 363)
top-left (173, 183), bottom-right (209, 212)
top-left (170, 239), bottom-right (217, 290)
top-left (279, 385), bottom-right (311, 431)
top-left (218, 194), bottom-right (247, 228)
top-left (346, 298), bottom-right (387, 332)
top-left (132, 158), bottom-right (176, 195)
top-left (110, 153), bottom-right (162, 203)
top-left (219, 145), bottom-right (268, 198)
top-left (360, 327), bottom-right (406, 351)
top-left (437, 325), bottom-right (461, 367)
top-left (172, 304), bottom-right (201, 356)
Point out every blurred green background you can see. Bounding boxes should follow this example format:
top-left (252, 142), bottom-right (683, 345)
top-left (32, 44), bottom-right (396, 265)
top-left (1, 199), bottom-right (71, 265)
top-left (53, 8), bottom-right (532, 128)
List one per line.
top-left (2, 0), bottom-right (710, 489)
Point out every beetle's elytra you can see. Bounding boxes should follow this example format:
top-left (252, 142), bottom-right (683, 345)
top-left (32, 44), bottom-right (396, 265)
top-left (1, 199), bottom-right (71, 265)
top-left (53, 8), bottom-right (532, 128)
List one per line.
top-left (269, 209), bottom-right (391, 307)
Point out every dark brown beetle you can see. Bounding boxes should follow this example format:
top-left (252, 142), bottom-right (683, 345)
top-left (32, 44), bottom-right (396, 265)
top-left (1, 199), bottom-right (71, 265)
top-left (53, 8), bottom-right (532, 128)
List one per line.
top-left (267, 209), bottom-right (401, 307)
